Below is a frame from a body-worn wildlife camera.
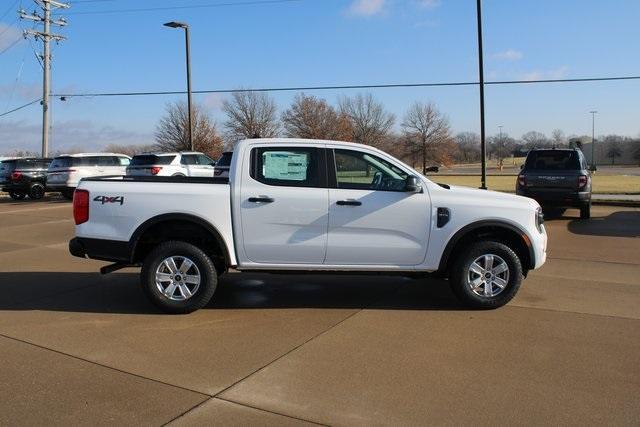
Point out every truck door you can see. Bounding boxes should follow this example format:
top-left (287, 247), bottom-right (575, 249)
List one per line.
top-left (324, 148), bottom-right (431, 266)
top-left (239, 146), bottom-right (329, 264)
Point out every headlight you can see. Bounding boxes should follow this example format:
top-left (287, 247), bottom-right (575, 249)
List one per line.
top-left (536, 207), bottom-right (544, 232)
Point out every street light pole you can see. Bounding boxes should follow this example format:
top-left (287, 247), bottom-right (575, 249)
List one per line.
top-left (589, 110), bottom-right (597, 169)
top-left (476, 0), bottom-right (487, 189)
top-left (164, 21), bottom-right (193, 151)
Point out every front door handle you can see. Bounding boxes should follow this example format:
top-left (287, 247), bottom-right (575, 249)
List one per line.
top-left (248, 196), bottom-right (274, 203)
top-left (336, 199), bottom-right (362, 206)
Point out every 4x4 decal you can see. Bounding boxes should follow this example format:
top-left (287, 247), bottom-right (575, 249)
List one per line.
top-left (94, 195), bottom-right (124, 205)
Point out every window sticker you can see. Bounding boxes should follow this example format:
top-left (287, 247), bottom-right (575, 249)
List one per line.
top-left (262, 151), bottom-right (309, 181)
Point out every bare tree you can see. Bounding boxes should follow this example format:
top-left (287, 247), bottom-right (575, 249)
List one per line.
top-left (222, 91), bottom-right (279, 143)
top-left (401, 102), bottom-right (451, 173)
top-left (488, 134), bottom-right (516, 169)
top-left (155, 101), bottom-right (224, 159)
top-left (551, 129), bottom-right (566, 147)
top-left (521, 131), bottom-right (549, 149)
top-left (455, 132), bottom-right (481, 163)
top-left (339, 93), bottom-right (395, 146)
top-left (281, 93), bottom-right (352, 140)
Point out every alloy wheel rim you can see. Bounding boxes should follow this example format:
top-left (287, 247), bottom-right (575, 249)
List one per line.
top-left (467, 254), bottom-right (510, 298)
top-left (155, 256), bottom-right (201, 301)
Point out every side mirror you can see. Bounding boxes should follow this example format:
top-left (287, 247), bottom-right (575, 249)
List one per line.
top-left (425, 166), bottom-right (439, 173)
top-left (405, 175), bottom-right (422, 193)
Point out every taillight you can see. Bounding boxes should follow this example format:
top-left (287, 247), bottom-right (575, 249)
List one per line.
top-left (518, 174), bottom-right (526, 187)
top-left (73, 189), bottom-right (89, 225)
top-left (150, 166), bottom-right (162, 175)
top-left (11, 171), bottom-right (23, 181)
top-left (577, 175), bottom-right (588, 189)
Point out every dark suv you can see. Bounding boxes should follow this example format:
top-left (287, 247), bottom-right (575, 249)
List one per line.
top-left (0, 158), bottom-right (52, 200)
top-left (516, 148), bottom-right (592, 219)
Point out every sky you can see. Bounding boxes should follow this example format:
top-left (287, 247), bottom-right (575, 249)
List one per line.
top-left (0, 0), bottom-right (639, 154)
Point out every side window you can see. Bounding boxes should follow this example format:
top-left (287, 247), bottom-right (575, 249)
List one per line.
top-left (334, 149), bottom-right (408, 192)
top-left (119, 157), bottom-right (130, 166)
top-left (98, 156), bottom-right (118, 166)
top-left (251, 147), bottom-right (321, 188)
top-left (180, 155), bottom-right (197, 165)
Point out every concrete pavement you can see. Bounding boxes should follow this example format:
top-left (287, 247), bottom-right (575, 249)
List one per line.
top-left (0, 197), bottom-right (638, 425)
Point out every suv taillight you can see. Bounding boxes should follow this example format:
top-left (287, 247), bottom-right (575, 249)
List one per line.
top-left (517, 174), bottom-right (526, 187)
top-left (11, 171), bottom-right (22, 181)
top-left (73, 189), bottom-right (89, 225)
top-left (150, 166), bottom-right (162, 175)
top-left (577, 175), bottom-right (588, 189)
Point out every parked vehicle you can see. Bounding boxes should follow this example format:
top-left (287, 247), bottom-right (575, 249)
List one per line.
top-left (516, 148), bottom-right (592, 219)
top-left (126, 152), bottom-right (215, 177)
top-left (214, 151), bottom-right (233, 178)
top-left (1, 158), bottom-right (52, 200)
top-left (47, 153), bottom-right (131, 199)
top-left (69, 138), bottom-right (547, 314)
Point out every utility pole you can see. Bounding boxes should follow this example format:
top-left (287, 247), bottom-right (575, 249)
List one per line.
top-left (476, 0), bottom-right (487, 189)
top-left (20, 0), bottom-right (70, 158)
top-left (589, 110), bottom-right (598, 170)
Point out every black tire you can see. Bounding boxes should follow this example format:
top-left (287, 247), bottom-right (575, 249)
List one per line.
top-left (8, 191), bottom-right (26, 200)
top-left (61, 190), bottom-right (74, 200)
top-left (449, 240), bottom-right (523, 309)
top-left (140, 241), bottom-right (218, 314)
top-left (27, 183), bottom-right (45, 199)
top-left (580, 202), bottom-right (591, 219)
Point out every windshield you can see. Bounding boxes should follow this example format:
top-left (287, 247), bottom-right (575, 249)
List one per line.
top-left (216, 152), bottom-right (233, 167)
top-left (130, 155), bottom-right (176, 166)
top-left (525, 151), bottom-right (581, 171)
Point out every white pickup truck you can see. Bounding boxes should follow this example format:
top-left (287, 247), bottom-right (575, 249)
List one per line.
top-left (69, 138), bottom-right (547, 313)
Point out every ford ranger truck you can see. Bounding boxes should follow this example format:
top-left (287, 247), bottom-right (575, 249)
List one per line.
top-left (69, 138), bottom-right (547, 314)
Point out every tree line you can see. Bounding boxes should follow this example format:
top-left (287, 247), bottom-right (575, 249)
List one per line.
top-left (146, 91), bottom-right (640, 170)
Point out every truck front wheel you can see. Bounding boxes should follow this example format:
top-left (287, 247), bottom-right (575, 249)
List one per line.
top-left (140, 241), bottom-right (218, 314)
top-left (449, 241), bottom-right (523, 309)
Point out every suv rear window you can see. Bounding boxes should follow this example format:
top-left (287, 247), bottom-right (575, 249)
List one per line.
top-left (216, 152), bottom-right (232, 167)
top-left (525, 151), bottom-right (581, 171)
top-left (14, 159), bottom-right (51, 169)
top-left (130, 155), bottom-right (176, 166)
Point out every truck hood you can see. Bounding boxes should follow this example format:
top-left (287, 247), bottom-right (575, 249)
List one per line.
top-left (434, 183), bottom-right (539, 210)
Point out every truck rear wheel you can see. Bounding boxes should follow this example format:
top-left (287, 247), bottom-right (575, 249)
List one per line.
top-left (449, 240), bottom-right (523, 309)
top-left (140, 241), bottom-right (218, 314)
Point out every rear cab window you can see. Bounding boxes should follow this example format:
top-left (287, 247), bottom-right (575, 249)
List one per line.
top-left (525, 151), bottom-right (581, 171)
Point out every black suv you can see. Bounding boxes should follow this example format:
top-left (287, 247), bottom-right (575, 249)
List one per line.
top-left (0, 158), bottom-right (53, 200)
top-left (516, 148), bottom-right (592, 219)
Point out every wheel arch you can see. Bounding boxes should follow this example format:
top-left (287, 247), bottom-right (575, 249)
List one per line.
top-left (129, 213), bottom-right (232, 269)
top-left (437, 220), bottom-right (535, 274)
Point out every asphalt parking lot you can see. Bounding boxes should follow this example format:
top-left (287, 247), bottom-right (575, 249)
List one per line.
top-left (0, 197), bottom-right (638, 426)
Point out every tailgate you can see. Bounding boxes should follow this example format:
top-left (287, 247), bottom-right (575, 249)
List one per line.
top-left (526, 173), bottom-right (580, 189)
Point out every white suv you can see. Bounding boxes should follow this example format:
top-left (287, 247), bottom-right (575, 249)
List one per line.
top-left (126, 152), bottom-right (215, 177)
top-left (47, 153), bottom-right (131, 199)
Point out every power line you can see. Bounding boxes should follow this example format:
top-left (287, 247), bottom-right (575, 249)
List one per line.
top-left (0, 98), bottom-right (41, 118)
top-left (51, 75), bottom-right (640, 98)
top-left (0, 36), bottom-right (23, 55)
top-left (60, 0), bottom-right (304, 15)
top-left (0, 0), bottom-right (20, 21)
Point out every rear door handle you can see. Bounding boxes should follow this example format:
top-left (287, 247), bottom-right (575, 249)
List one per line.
top-left (248, 196), bottom-right (274, 203)
top-left (336, 199), bottom-right (362, 206)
